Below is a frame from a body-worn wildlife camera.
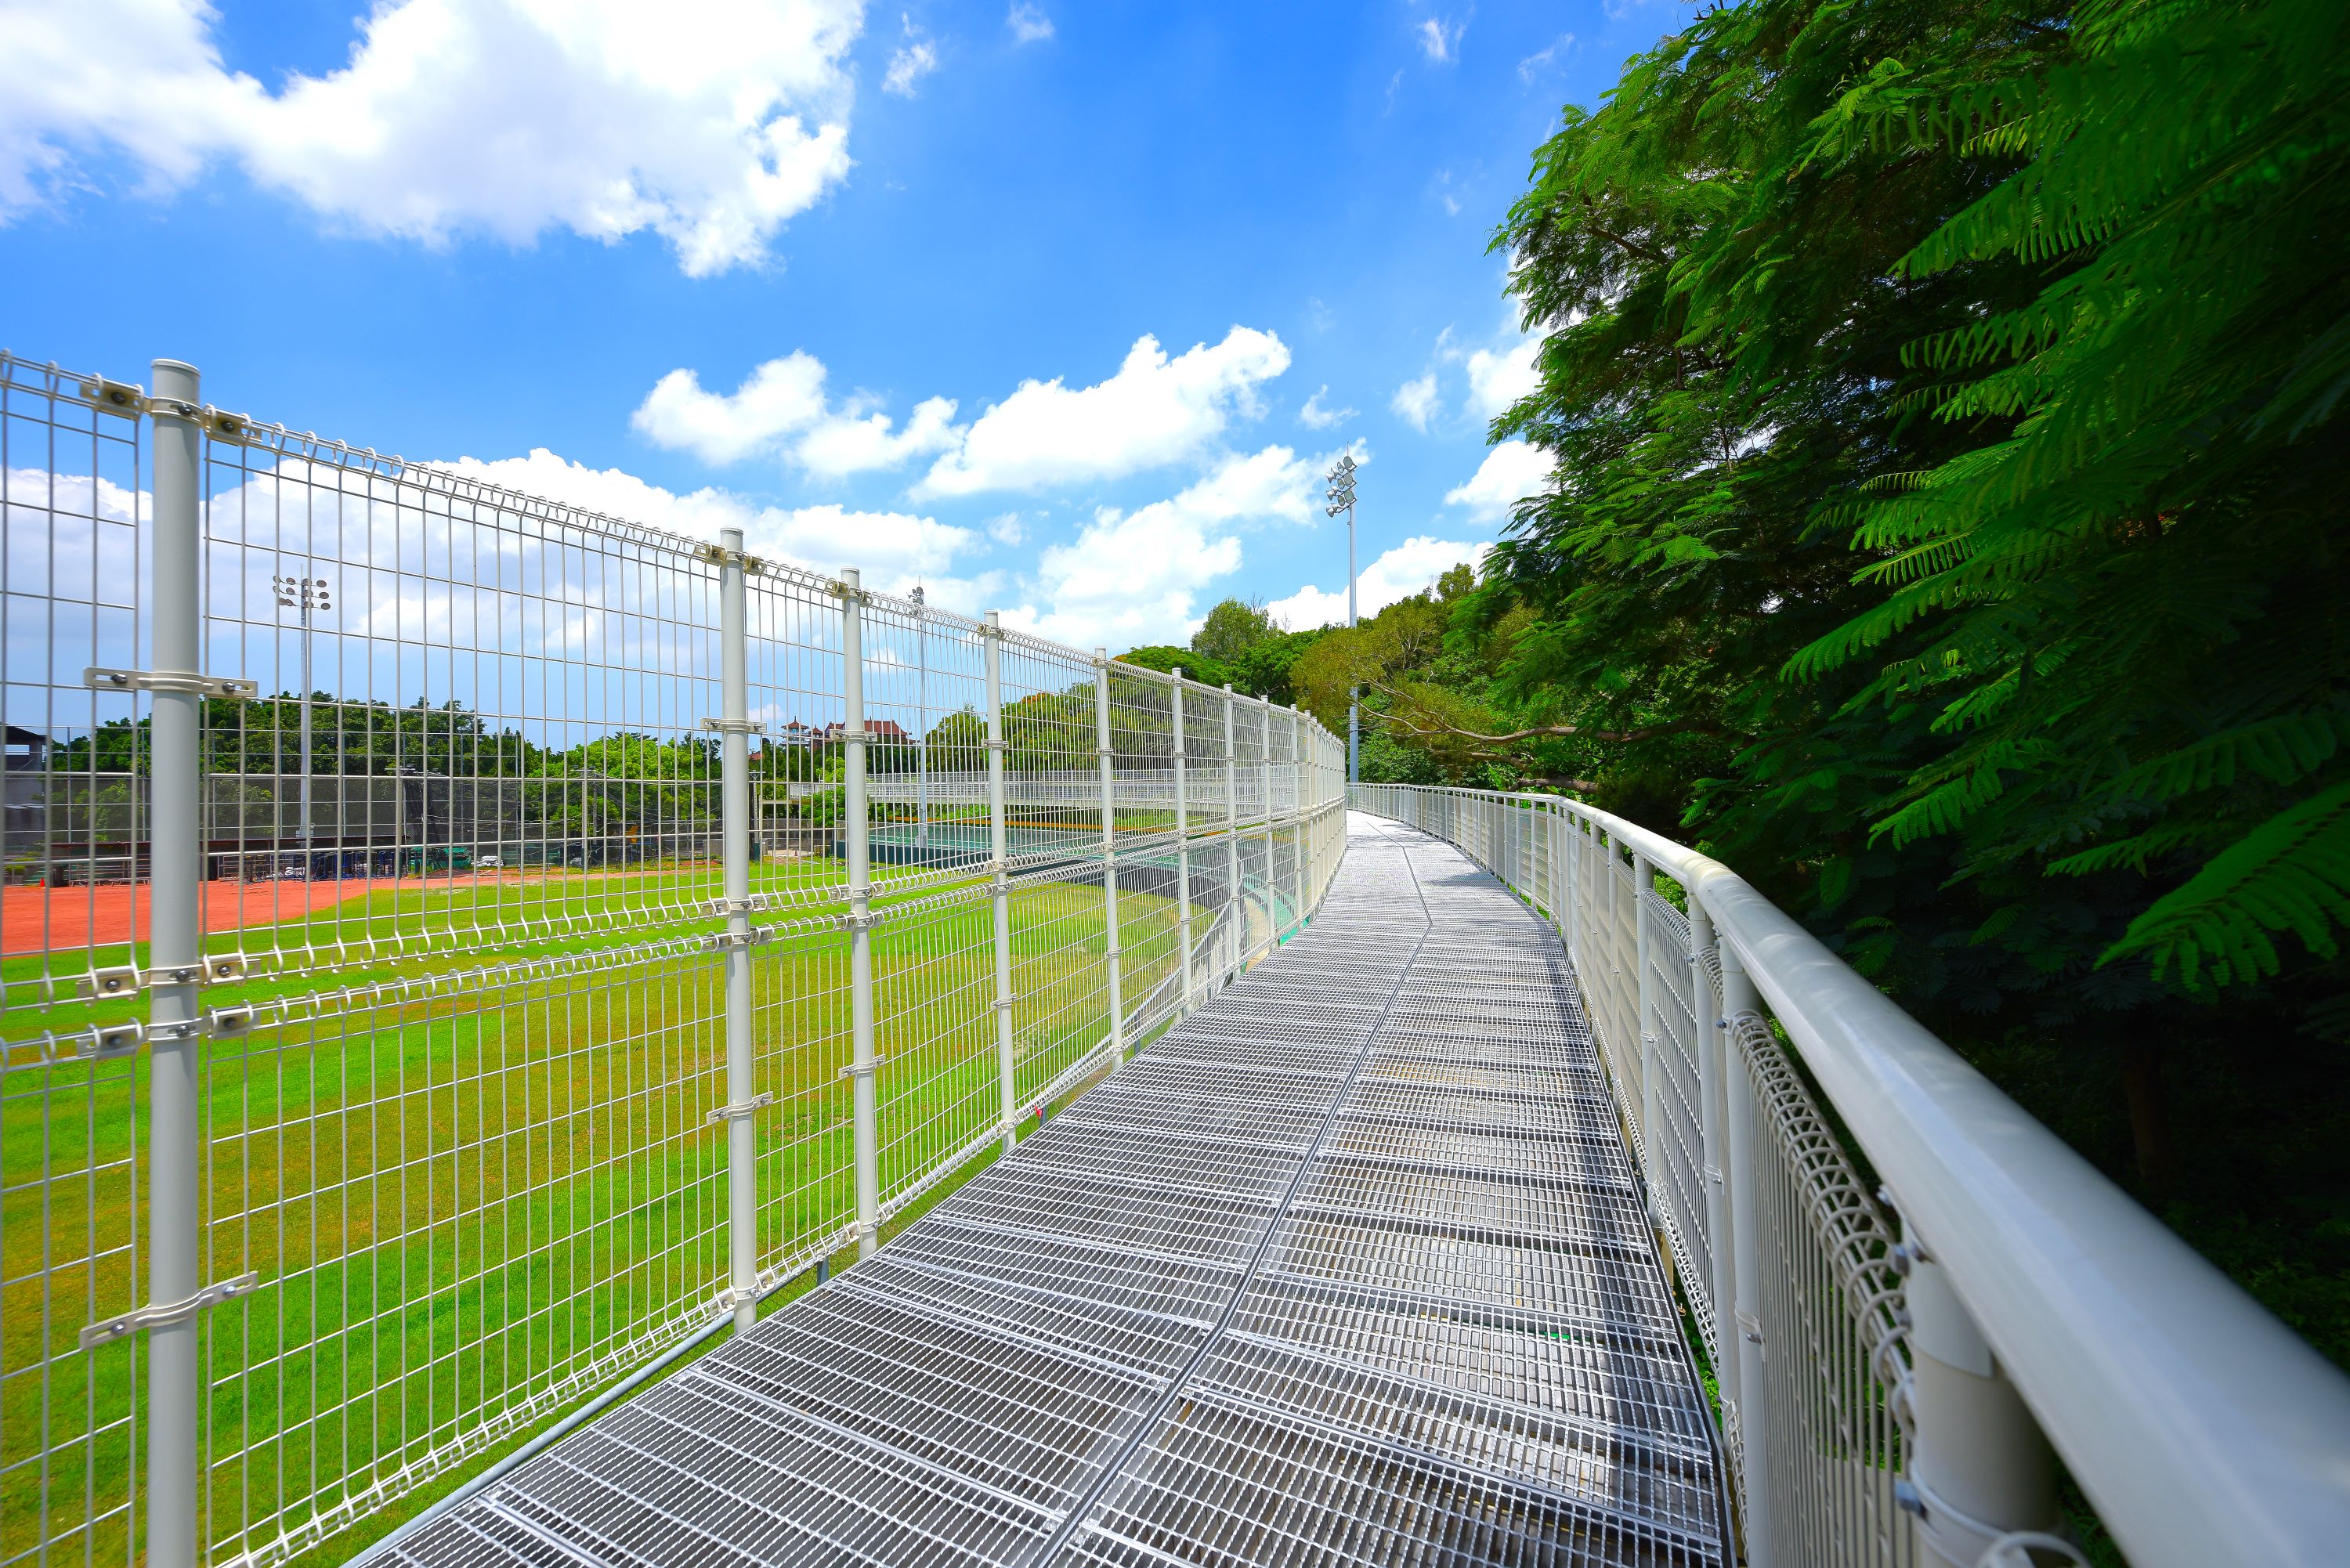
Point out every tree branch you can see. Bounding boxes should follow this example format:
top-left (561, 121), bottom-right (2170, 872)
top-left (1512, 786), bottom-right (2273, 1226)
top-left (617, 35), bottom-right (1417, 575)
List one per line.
top-left (1365, 681), bottom-right (1721, 746)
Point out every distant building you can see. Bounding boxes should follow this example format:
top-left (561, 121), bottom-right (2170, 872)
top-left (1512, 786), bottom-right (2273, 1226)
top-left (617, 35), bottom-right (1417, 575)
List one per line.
top-left (773, 720), bottom-right (815, 749)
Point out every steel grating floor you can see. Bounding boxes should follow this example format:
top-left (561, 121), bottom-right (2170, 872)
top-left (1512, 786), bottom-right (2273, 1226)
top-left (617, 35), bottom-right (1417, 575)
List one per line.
top-left (383, 814), bottom-right (1730, 1567)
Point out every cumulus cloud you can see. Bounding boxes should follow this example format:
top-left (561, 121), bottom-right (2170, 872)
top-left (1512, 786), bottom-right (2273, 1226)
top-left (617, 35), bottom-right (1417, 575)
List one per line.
top-left (1006, 4), bottom-right (1054, 42)
top-left (1465, 338), bottom-right (1539, 419)
top-left (916, 327), bottom-right (1290, 497)
top-left (883, 15), bottom-right (939, 96)
top-left (1267, 535), bottom-right (1491, 630)
top-left (631, 352), bottom-right (962, 478)
top-left (435, 448), bottom-right (978, 597)
top-left (1390, 371), bottom-right (1439, 432)
top-left (1444, 439), bottom-right (1551, 520)
top-left (0, 0), bottom-right (859, 276)
top-left (1297, 386), bottom-right (1356, 431)
top-left (1000, 445), bottom-right (1314, 648)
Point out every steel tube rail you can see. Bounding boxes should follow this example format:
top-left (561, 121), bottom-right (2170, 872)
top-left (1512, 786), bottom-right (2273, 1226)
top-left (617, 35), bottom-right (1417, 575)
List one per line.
top-left (146, 357), bottom-right (204, 1568)
top-left (718, 529), bottom-right (757, 1332)
top-left (1350, 782), bottom-right (2350, 1568)
top-left (985, 612), bottom-right (1018, 1152)
top-left (1172, 670), bottom-right (1196, 1013)
top-left (1094, 651), bottom-right (1125, 1064)
top-left (841, 569), bottom-right (878, 1260)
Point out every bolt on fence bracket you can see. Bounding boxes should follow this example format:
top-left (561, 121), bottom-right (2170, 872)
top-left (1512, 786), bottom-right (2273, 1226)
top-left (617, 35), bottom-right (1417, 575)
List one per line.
top-left (84, 667), bottom-right (259, 699)
top-left (835, 910), bottom-right (877, 934)
top-left (704, 1092), bottom-right (776, 1125)
top-left (79, 1022), bottom-right (143, 1061)
top-left (837, 1056), bottom-right (889, 1078)
top-left (700, 717), bottom-right (765, 735)
top-left (702, 927), bottom-right (775, 952)
top-left (74, 952), bottom-right (249, 999)
top-left (80, 378), bottom-right (146, 416)
top-left (80, 1272), bottom-right (262, 1349)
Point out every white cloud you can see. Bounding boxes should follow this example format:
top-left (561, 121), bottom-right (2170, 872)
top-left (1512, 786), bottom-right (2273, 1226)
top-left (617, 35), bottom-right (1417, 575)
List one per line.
top-left (1444, 439), bottom-right (1551, 521)
top-left (985, 512), bottom-right (1027, 546)
top-left (1297, 385), bottom-right (1356, 431)
top-left (0, 0), bottom-right (860, 276)
top-left (1416, 16), bottom-right (1465, 63)
top-left (435, 448), bottom-right (978, 597)
top-left (631, 352), bottom-right (962, 477)
top-left (1000, 445), bottom-right (1312, 648)
top-left (1465, 338), bottom-right (1539, 419)
top-left (917, 327), bottom-right (1290, 497)
top-left (1390, 371), bottom-right (1439, 432)
top-left (1267, 536), bottom-right (1491, 631)
top-left (1519, 33), bottom-right (1574, 80)
top-left (883, 15), bottom-right (939, 96)
top-left (1006, 4), bottom-right (1054, 42)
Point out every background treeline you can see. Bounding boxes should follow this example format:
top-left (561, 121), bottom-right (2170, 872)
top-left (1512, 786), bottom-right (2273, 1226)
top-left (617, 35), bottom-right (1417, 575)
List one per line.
top-left (1150, 0), bottom-right (2350, 1365)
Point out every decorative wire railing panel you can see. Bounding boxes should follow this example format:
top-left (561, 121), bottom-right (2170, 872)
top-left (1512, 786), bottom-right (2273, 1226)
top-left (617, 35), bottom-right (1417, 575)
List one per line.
top-left (1350, 782), bottom-right (2350, 1568)
top-left (0, 350), bottom-right (1346, 1568)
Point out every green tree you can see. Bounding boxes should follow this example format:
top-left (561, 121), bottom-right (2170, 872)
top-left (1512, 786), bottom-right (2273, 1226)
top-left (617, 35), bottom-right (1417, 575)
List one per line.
top-left (1190, 597), bottom-right (1278, 663)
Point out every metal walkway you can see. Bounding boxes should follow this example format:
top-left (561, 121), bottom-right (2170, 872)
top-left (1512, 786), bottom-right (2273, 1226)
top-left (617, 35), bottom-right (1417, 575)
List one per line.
top-left (384, 815), bottom-right (1729, 1567)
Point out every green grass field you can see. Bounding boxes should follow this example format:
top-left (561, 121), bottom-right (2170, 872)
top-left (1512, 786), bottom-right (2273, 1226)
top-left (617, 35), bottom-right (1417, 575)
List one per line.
top-left (0, 845), bottom-right (1237, 1568)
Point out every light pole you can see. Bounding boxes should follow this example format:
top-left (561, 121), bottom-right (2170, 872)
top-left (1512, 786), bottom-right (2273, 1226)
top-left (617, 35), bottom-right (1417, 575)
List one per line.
top-left (1325, 455), bottom-right (1359, 785)
top-left (273, 573), bottom-right (332, 872)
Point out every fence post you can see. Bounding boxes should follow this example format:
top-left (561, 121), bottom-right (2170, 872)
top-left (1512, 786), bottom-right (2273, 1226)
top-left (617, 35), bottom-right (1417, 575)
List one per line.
top-left (1719, 941), bottom-right (1773, 1565)
top-left (1635, 850), bottom-right (1661, 1172)
top-left (1094, 651), bottom-right (1125, 1064)
top-left (984, 612), bottom-right (1016, 1153)
top-left (1690, 894), bottom-right (1736, 1367)
top-left (1224, 685), bottom-right (1240, 970)
top-left (1904, 1225), bottom-right (2061, 1565)
top-left (145, 358), bottom-right (205, 1568)
top-left (1258, 699), bottom-right (1275, 942)
top-left (1287, 707), bottom-right (1307, 930)
top-left (841, 569), bottom-right (879, 1259)
top-left (717, 528), bottom-right (757, 1331)
top-left (1171, 670), bottom-right (1195, 1013)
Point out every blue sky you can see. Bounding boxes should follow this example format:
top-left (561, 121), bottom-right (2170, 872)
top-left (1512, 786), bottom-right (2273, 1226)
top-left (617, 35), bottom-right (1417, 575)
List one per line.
top-left (2, 0), bottom-right (1689, 650)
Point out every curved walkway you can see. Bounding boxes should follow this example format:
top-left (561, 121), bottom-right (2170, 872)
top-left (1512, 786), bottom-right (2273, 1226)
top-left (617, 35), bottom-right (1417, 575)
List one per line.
top-left (384, 814), bottom-right (1729, 1567)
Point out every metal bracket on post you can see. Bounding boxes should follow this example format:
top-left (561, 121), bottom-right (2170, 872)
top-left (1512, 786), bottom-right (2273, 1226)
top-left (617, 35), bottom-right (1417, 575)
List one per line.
top-left (700, 717), bottom-right (765, 735)
top-left (81, 378), bottom-right (147, 417)
top-left (81, 1273), bottom-right (262, 1349)
top-left (704, 1093), bottom-right (777, 1125)
top-left (79, 1022), bottom-right (145, 1061)
top-left (834, 909), bottom-right (878, 934)
top-left (76, 952), bottom-right (248, 999)
top-left (85, 668), bottom-right (258, 700)
top-left (701, 927), bottom-right (776, 952)
top-left (837, 1057), bottom-right (890, 1079)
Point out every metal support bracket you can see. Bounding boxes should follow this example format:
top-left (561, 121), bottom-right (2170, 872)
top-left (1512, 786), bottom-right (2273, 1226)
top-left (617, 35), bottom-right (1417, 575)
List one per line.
top-left (718, 895), bottom-right (772, 917)
top-left (991, 995), bottom-right (1022, 1011)
top-left (85, 667), bottom-right (258, 699)
top-left (80, 378), bottom-right (146, 417)
top-left (80, 1022), bottom-right (143, 1061)
top-left (700, 544), bottom-right (768, 574)
top-left (713, 1284), bottom-right (760, 1313)
top-left (700, 717), bottom-right (766, 735)
top-left (835, 910), bottom-right (877, 934)
top-left (702, 927), bottom-right (775, 952)
top-left (837, 1057), bottom-right (889, 1079)
top-left (833, 728), bottom-right (877, 745)
top-left (704, 1092), bottom-right (777, 1125)
top-left (80, 1272), bottom-right (261, 1349)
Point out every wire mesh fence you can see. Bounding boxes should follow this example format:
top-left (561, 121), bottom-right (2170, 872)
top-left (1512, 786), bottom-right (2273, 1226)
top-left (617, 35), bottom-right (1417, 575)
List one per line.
top-left (0, 351), bottom-right (1344, 1568)
top-left (1353, 783), bottom-right (1919, 1568)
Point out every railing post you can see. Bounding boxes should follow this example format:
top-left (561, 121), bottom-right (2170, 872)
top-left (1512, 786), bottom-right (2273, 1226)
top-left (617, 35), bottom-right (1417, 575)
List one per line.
top-left (718, 528), bottom-right (757, 1331)
top-left (1691, 895), bottom-right (1736, 1368)
top-left (841, 569), bottom-right (878, 1259)
top-left (1287, 706), bottom-right (1307, 930)
top-left (1171, 670), bottom-right (1195, 1012)
top-left (985, 612), bottom-right (1017, 1153)
top-left (1258, 699), bottom-right (1275, 942)
top-left (1635, 850), bottom-right (1661, 1172)
top-left (1719, 941), bottom-right (1773, 1565)
top-left (1223, 684), bottom-right (1240, 974)
top-left (1904, 1224), bottom-right (2061, 1565)
top-left (146, 357), bottom-right (204, 1568)
top-left (1094, 651), bottom-right (1125, 1063)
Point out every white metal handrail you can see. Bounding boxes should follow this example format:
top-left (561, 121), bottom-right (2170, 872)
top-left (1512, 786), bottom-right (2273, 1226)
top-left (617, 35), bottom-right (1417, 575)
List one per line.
top-left (1350, 782), bottom-right (2350, 1568)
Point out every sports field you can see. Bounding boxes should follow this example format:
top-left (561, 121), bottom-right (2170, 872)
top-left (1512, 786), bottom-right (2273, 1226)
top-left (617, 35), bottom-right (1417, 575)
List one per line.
top-left (0, 849), bottom-right (1224, 1568)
